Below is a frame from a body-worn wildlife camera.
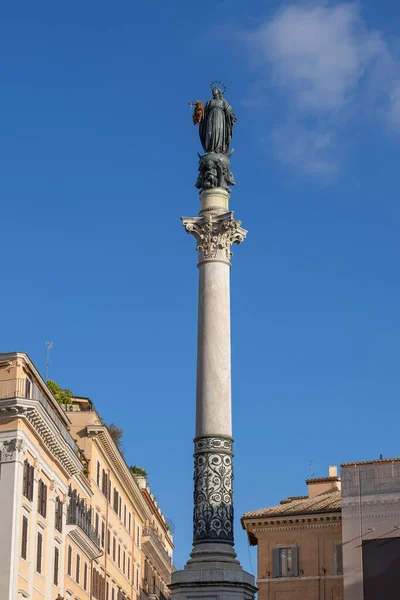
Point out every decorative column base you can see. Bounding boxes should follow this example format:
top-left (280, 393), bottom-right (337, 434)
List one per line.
top-left (170, 556), bottom-right (256, 600)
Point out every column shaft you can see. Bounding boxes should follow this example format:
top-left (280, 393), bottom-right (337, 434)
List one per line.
top-left (196, 261), bottom-right (231, 438)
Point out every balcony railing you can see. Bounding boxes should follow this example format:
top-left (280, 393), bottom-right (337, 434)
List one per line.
top-left (143, 526), bottom-right (172, 565)
top-left (0, 378), bottom-right (78, 453)
top-left (67, 501), bottom-right (101, 549)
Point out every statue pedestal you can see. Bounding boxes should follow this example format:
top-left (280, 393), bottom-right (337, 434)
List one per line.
top-left (170, 188), bottom-right (256, 600)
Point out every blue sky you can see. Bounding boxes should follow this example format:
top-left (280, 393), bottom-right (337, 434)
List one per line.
top-left (1, 0), bottom-right (400, 574)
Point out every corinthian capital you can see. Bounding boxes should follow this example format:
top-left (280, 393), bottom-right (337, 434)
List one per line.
top-left (182, 211), bottom-right (247, 263)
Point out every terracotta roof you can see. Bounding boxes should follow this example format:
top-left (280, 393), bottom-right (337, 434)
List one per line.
top-left (341, 458), bottom-right (400, 468)
top-left (242, 489), bottom-right (341, 519)
top-left (305, 476), bottom-right (340, 484)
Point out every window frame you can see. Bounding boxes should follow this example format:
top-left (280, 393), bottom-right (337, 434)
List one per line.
top-left (272, 544), bottom-right (299, 578)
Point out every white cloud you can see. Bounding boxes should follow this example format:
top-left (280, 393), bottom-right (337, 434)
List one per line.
top-left (246, 3), bottom-right (400, 176)
top-left (271, 122), bottom-right (338, 176)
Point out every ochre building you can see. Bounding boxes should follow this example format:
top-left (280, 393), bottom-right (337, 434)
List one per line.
top-left (242, 467), bottom-right (343, 600)
top-left (0, 351), bottom-right (174, 600)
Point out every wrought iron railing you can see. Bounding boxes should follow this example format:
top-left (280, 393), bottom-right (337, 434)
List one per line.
top-left (67, 500), bottom-right (101, 549)
top-left (143, 526), bottom-right (172, 565)
top-left (0, 378), bottom-right (78, 453)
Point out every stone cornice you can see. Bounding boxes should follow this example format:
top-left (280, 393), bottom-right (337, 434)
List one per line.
top-left (0, 401), bottom-right (82, 476)
top-left (243, 512), bottom-right (342, 537)
top-left (87, 425), bottom-right (151, 521)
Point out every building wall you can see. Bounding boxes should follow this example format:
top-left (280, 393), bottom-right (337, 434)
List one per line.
top-left (255, 521), bottom-right (343, 600)
top-left (341, 461), bottom-right (400, 600)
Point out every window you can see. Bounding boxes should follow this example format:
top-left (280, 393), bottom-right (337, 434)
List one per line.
top-left (107, 529), bottom-right (111, 555)
top-left (55, 497), bottom-right (63, 532)
top-left (25, 377), bottom-right (31, 398)
top-left (95, 512), bottom-right (99, 536)
top-left (119, 496), bottom-right (122, 519)
top-left (108, 477), bottom-right (112, 502)
top-left (113, 535), bottom-right (116, 562)
top-left (118, 543), bottom-right (121, 568)
top-left (101, 521), bottom-right (105, 548)
top-left (113, 488), bottom-right (119, 513)
top-left (124, 505), bottom-right (126, 527)
top-left (136, 526), bottom-right (140, 546)
top-left (333, 541), bottom-right (343, 575)
top-left (21, 516), bottom-right (28, 559)
top-left (37, 479), bottom-right (47, 518)
top-left (76, 554), bottom-right (80, 584)
top-left (54, 546), bottom-right (59, 586)
top-left (23, 460), bottom-right (34, 501)
top-left (128, 512), bottom-right (131, 534)
top-left (123, 550), bottom-right (126, 573)
top-left (67, 545), bottom-right (72, 576)
top-left (272, 545), bottom-right (298, 577)
top-left (127, 555), bottom-right (130, 580)
top-left (36, 531), bottom-right (43, 574)
top-left (136, 568), bottom-right (139, 590)
top-left (102, 469), bottom-right (109, 497)
top-left (107, 581), bottom-right (110, 599)
top-left (84, 562), bottom-right (88, 591)
top-left (96, 461), bottom-right (100, 487)
top-left (112, 588), bottom-right (115, 600)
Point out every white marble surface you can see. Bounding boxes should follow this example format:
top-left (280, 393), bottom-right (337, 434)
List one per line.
top-left (196, 260), bottom-right (232, 438)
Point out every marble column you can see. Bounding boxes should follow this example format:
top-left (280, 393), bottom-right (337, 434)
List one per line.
top-left (170, 188), bottom-right (256, 600)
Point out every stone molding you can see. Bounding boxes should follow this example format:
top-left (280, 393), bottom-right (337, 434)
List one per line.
top-left (0, 437), bottom-right (25, 461)
top-left (182, 212), bottom-right (247, 264)
top-left (193, 435), bottom-right (234, 544)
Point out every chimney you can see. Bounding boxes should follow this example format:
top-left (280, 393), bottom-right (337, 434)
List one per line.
top-left (306, 465), bottom-right (341, 498)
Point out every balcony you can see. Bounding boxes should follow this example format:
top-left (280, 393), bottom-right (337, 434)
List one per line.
top-left (142, 526), bottom-right (173, 583)
top-left (143, 526), bottom-right (172, 564)
top-left (67, 496), bottom-right (102, 559)
top-left (0, 378), bottom-right (78, 454)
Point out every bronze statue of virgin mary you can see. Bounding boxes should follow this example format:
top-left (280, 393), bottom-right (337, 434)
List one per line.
top-left (198, 87), bottom-right (237, 154)
top-left (191, 83), bottom-right (237, 192)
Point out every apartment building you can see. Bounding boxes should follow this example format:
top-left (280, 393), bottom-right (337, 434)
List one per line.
top-left (0, 351), bottom-right (174, 600)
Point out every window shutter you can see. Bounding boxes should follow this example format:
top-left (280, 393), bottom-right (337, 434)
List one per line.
top-left (292, 545), bottom-right (299, 576)
top-left (334, 541), bottom-right (343, 575)
top-left (38, 480), bottom-right (42, 512)
top-left (36, 532), bottom-right (42, 573)
top-left (272, 547), bottom-right (280, 577)
top-left (42, 483), bottom-right (47, 517)
top-left (23, 461), bottom-right (28, 497)
top-left (28, 465), bottom-right (34, 501)
top-left (54, 546), bottom-right (59, 586)
top-left (68, 545), bottom-right (72, 575)
top-left (21, 516), bottom-right (28, 559)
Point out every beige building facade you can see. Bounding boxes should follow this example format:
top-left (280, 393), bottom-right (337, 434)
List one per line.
top-left (0, 352), bottom-right (174, 600)
top-left (242, 468), bottom-right (343, 600)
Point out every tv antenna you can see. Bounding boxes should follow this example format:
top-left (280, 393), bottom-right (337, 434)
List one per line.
top-left (309, 459), bottom-right (315, 478)
top-left (45, 342), bottom-right (53, 381)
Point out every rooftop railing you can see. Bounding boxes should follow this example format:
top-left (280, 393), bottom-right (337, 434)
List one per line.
top-left (143, 526), bottom-right (172, 566)
top-left (0, 378), bottom-right (78, 453)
